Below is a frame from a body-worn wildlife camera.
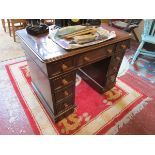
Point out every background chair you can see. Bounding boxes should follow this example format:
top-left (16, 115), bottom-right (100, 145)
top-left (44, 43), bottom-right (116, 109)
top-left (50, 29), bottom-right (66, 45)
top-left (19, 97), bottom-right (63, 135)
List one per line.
top-left (109, 19), bottom-right (142, 42)
top-left (8, 19), bottom-right (27, 42)
top-left (1, 19), bottom-right (6, 32)
top-left (131, 19), bottom-right (155, 64)
top-left (7, 19), bottom-right (12, 36)
top-left (41, 19), bottom-right (55, 26)
top-left (54, 19), bottom-right (87, 27)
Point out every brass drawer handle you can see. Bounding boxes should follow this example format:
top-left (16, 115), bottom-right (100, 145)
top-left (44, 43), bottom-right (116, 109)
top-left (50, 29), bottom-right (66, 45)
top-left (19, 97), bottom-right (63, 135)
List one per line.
top-left (116, 56), bottom-right (120, 61)
top-left (64, 90), bottom-right (69, 97)
top-left (84, 56), bottom-right (90, 62)
top-left (64, 103), bottom-right (68, 108)
top-left (114, 67), bottom-right (117, 71)
top-left (62, 64), bottom-right (68, 71)
top-left (121, 44), bottom-right (127, 49)
top-left (107, 49), bottom-right (112, 54)
top-left (62, 79), bottom-right (69, 86)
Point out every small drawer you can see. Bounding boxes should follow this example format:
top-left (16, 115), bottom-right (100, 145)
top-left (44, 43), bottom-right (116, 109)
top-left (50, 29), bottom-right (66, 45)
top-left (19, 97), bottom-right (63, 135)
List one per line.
top-left (54, 96), bottom-right (74, 115)
top-left (47, 57), bottom-right (75, 77)
top-left (77, 44), bottom-right (115, 67)
top-left (53, 72), bottom-right (76, 90)
top-left (54, 85), bottom-right (75, 102)
top-left (115, 40), bottom-right (129, 53)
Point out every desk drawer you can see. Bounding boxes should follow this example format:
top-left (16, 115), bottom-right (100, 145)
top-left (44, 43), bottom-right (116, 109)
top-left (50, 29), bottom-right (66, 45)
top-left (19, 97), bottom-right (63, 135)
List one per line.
top-left (115, 40), bottom-right (129, 53)
top-left (76, 44), bottom-right (115, 67)
top-left (47, 57), bottom-right (75, 77)
top-left (54, 96), bottom-right (74, 115)
top-left (54, 85), bottom-right (75, 103)
top-left (53, 72), bottom-right (76, 90)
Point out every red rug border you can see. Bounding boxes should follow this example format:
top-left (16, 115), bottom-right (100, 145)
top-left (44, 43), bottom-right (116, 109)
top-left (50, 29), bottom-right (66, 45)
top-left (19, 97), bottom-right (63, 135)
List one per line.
top-left (5, 60), bottom-right (148, 135)
top-left (5, 63), bottom-right (41, 135)
top-left (19, 64), bottom-right (59, 134)
top-left (96, 94), bottom-right (145, 134)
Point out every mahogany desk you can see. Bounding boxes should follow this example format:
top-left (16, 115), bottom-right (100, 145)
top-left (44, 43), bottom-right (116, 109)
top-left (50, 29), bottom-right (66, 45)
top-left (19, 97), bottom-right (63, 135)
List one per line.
top-left (16, 24), bottom-right (131, 122)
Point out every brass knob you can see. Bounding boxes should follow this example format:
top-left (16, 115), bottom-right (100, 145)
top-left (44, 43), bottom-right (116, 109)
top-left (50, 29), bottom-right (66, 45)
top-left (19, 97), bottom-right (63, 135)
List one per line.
top-left (121, 44), bottom-right (127, 50)
top-left (116, 56), bottom-right (120, 61)
top-left (64, 103), bottom-right (68, 108)
top-left (114, 67), bottom-right (117, 71)
top-left (62, 79), bottom-right (69, 86)
top-left (84, 56), bottom-right (90, 62)
top-left (62, 64), bottom-right (68, 71)
top-left (64, 90), bottom-right (69, 97)
top-left (107, 49), bottom-right (112, 54)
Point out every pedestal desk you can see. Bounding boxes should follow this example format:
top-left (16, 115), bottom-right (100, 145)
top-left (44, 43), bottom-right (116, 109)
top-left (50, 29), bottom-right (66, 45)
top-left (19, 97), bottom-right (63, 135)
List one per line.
top-left (16, 24), bottom-right (131, 122)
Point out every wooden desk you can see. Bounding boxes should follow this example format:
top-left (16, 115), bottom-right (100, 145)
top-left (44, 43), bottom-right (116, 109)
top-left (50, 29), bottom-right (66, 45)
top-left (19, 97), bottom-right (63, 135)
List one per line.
top-left (16, 24), bottom-right (131, 122)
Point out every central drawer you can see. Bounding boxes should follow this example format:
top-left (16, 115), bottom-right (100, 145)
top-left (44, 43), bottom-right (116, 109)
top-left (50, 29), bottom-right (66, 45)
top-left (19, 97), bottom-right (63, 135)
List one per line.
top-left (76, 44), bottom-right (115, 67)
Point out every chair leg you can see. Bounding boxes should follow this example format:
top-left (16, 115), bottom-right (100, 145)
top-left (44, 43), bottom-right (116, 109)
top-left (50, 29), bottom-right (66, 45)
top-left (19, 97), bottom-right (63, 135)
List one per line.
top-left (1, 19), bottom-right (6, 32)
top-left (7, 19), bottom-right (12, 36)
top-left (132, 30), bottom-right (139, 42)
top-left (11, 21), bottom-right (16, 42)
top-left (12, 29), bottom-right (16, 42)
top-left (131, 41), bottom-right (145, 64)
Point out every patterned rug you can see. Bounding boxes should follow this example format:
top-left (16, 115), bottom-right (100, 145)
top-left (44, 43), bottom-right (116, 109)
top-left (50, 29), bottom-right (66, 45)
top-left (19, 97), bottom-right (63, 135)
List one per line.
top-left (126, 50), bottom-right (155, 84)
top-left (5, 60), bottom-right (153, 135)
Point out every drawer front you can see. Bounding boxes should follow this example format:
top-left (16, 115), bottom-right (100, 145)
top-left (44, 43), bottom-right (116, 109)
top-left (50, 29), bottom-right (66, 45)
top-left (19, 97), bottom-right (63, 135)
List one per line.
top-left (53, 72), bottom-right (76, 90)
top-left (47, 57), bottom-right (75, 77)
top-left (115, 40), bottom-right (130, 53)
top-left (54, 85), bottom-right (75, 103)
top-left (54, 96), bottom-right (74, 115)
top-left (77, 44), bottom-right (115, 67)
top-left (107, 51), bottom-right (125, 76)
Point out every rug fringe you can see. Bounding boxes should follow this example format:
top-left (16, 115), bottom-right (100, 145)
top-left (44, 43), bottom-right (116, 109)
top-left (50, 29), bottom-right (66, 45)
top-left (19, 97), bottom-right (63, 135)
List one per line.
top-left (105, 97), bottom-right (153, 135)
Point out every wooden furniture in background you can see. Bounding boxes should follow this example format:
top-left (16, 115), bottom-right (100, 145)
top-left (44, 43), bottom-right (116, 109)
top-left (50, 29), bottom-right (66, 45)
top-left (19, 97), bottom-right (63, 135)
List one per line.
top-left (7, 19), bottom-right (12, 36)
top-left (131, 19), bottom-right (155, 64)
top-left (1, 19), bottom-right (13, 37)
top-left (101, 19), bottom-right (109, 24)
top-left (7, 19), bottom-right (27, 42)
top-left (1, 19), bottom-right (6, 32)
top-left (16, 24), bottom-right (130, 122)
top-left (109, 19), bottom-right (142, 42)
top-left (41, 19), bottom-right (55, 26)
